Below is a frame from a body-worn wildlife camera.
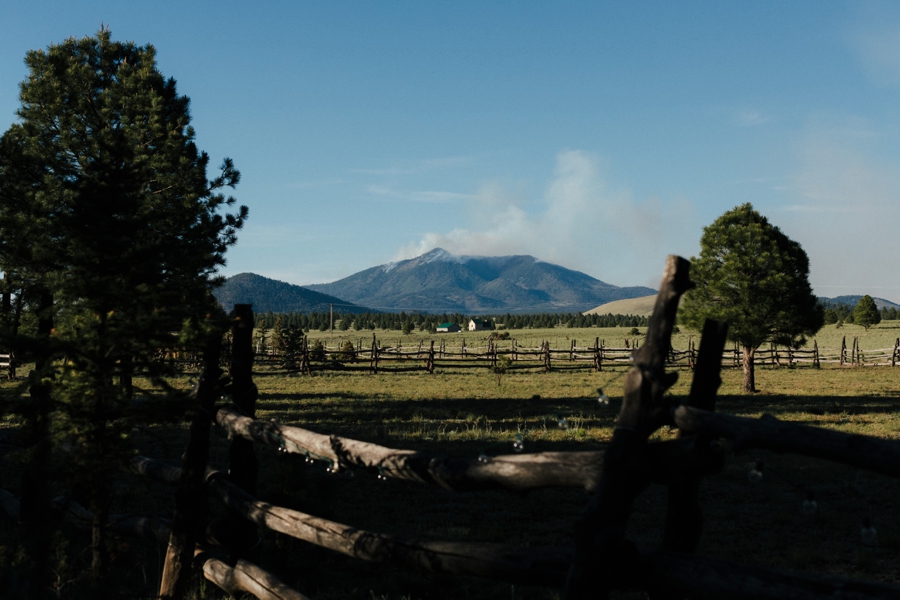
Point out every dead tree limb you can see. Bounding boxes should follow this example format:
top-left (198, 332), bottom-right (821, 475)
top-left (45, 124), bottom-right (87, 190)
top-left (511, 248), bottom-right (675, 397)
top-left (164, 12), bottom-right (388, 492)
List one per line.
top-left (564, 255), bottom-right (693, 600)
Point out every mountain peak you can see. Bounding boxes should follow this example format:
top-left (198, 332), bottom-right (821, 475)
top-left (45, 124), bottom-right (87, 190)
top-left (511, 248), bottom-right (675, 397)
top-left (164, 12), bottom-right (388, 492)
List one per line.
top-left (308, 251), bottom-right (656, 313)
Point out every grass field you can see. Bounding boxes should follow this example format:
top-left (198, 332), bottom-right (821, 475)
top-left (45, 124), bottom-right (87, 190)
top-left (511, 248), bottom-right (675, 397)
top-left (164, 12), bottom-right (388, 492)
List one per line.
top-left (1, 348), bottom-right (899, 598)
top-left (304, 322), bottom-right (900, 354)
top-left (249, 363), bottom-right (900, 599)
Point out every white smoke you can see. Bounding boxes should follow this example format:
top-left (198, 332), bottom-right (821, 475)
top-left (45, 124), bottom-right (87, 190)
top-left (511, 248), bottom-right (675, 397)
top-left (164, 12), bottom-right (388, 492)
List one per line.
top-left (394, 150), bottom-right (698, 287)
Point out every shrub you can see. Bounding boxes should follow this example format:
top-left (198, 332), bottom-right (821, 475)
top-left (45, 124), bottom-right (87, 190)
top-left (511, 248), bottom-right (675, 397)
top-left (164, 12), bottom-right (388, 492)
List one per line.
top-left (309, 339), bottom-right (326, 361)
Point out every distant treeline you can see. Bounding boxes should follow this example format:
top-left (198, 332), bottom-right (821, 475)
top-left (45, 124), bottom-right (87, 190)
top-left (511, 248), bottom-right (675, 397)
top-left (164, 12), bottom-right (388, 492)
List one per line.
top-left (819, 301), bottom-right (898, 325)
top-left (254, 311), bottom-right (650, 333)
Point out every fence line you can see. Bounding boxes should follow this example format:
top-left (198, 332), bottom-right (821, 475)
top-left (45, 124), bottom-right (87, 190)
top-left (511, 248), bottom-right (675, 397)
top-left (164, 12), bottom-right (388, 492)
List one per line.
top-left (252, 335), bottom-right (843, 374)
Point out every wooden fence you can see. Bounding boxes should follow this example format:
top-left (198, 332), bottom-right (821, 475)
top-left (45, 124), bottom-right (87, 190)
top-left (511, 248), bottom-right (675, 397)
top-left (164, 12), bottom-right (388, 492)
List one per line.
top-left (3, 264), bottom-right (900, 599)
top-left (830, 335), bottom-right (900, 367)
top-left (251, 335), bottom-right (842, 374)
top-left (0, 351), bottom-right (13, 379)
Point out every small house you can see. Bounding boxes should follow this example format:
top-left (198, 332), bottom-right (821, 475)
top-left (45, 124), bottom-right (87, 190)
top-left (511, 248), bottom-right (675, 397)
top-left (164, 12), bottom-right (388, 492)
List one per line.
top-left (436, 322), bottom-right (461, 333)
top-left (468, 318), bottom-right (488, 331)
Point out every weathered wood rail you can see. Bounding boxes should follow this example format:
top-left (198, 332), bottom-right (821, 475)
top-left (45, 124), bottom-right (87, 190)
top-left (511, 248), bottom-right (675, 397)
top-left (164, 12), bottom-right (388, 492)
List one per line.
top-left (0, 351), bottom-right (14, 379)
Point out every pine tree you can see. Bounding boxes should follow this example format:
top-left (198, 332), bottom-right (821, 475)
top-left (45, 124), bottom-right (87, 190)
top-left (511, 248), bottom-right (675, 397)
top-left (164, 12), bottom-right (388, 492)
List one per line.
top-left (680, 203), bottom-right (823, 393)
top-left (853, 295), bottom-right (881, 331)
top-left (0, 29), bottom-right (246, 588)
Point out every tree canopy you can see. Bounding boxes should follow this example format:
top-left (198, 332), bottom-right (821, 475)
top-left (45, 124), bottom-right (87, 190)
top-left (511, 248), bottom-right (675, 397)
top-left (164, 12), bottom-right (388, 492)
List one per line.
top-left (853, 295), bottom-right (881, 331)
top-left (0, 29), bottom-right (247, 590)
top-left (679, 203), bottom-right (823, 392)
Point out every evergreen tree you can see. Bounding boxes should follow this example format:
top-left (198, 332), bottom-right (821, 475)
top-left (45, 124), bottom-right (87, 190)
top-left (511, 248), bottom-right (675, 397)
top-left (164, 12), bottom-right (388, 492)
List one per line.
top-left (278, 324), bottom-right (304, 370)
top-left (680, 203), bottom-right (823, 393)
top-left (0, 29), bottom-right (246, 588)
top-left (853, 295), bottom-right (881, 331)
top-left (272, 316), bottom-right (285, 354)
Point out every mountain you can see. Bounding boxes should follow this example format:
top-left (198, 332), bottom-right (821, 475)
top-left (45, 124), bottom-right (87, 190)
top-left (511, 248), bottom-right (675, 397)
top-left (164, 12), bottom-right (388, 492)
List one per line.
top-left (214, 273), bottom-right (367, 313)
top-left (305, 248), bottom-right (657, 313)
top-left (820, 295), bottom-right (900, 310)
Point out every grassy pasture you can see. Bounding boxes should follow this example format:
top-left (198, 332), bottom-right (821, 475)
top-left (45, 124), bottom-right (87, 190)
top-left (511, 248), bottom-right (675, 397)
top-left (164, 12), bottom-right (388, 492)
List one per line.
top-left (1, 347), bottom-right (899, 598)
top-left (308, 322), bottom-right (900, 357)
top-left (248, 362), bottom-right (900, 599)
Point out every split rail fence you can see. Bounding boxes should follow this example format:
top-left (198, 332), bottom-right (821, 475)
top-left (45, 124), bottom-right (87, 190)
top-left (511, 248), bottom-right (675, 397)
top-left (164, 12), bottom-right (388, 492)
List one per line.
top-left (0, 351), bottom-right (13, 379)
top-left (4, 260), bottom-right (900, 599)
top-left (251, 334), bottom-right (899, 374)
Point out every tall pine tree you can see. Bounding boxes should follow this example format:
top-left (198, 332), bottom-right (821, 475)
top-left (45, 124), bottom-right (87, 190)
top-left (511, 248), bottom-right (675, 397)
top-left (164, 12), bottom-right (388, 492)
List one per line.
top-left (0, 29), bottom-right (247, 592)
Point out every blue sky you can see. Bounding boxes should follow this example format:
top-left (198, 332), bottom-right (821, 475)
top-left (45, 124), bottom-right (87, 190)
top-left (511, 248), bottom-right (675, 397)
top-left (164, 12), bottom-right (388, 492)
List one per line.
top-left (3, 1), bottom-right (900, 302)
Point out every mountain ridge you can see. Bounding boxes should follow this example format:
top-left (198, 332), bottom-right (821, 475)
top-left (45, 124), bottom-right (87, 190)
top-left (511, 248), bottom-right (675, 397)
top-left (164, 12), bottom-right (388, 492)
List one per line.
top-left (305, 247), bottom-right (656, 313)
top-left (213, 273), bottom-right (369, 314)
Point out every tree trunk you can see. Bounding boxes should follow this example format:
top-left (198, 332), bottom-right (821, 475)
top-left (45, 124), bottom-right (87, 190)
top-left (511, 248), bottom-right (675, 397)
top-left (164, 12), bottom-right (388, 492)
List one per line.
top-left (19, 288), bottom-right (55, 600)
top-left (742, 345), bottom-right (756, 393)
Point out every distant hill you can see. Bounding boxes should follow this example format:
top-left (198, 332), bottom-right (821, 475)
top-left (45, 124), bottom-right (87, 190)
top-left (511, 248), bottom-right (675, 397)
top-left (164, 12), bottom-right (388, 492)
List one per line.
top-left (586, 295), bottom-right (657, 317)
top-left (582, 294), bottom-right (900, 320)
top-left (820, 296), bottom-right (900, 310)
top-left (306, 248), bottom-right (656, 314)
top-left (214, 273), bottom-right (367, 313)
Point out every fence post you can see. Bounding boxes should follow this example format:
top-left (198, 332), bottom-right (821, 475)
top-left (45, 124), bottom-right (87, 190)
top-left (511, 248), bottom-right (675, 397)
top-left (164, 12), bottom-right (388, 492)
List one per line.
top-left (892, 338), bottom-right (898, 368)
top-left (427, 340), bottom-right (435, 374)
top-left (840, 336), bottom-right (846, 366)
top-left (159, 320), bottom-right (223, 598)
top-left (220, 304), bottom-right (259, 560)
top-left (564, 256), bottom-right (692, 599)
top-left (370, 334), bottom-right (378, 374)
top-left (662, 319), bottom-right (728, 558)
top-left (814, 340), bottom-right (820, 369)
top-left (302, 334), bottom-right (311, 375)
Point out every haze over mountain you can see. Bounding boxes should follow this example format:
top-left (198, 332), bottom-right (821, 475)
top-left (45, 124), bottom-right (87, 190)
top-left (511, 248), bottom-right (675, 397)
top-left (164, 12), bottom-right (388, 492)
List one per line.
top-left (305, 248), bottom-right (656, 314)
